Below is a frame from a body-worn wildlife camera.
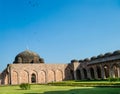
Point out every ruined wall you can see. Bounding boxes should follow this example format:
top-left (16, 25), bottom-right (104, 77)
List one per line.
top-left (9, 63), bottom-right (73, 85)
top-left (2, 50), bottom-right (120, 85)
top-left (74, 54), bottom-right (120, 80)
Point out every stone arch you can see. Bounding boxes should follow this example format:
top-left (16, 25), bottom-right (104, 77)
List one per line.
top-left (104, 65), bottom-right (109, 78)
top-left (56, 69), bottom-right (63, 82)
top-left (70, 69), bottom-right (75, 80)
top-left (96, 66), bottom-right (102, 78)
top-left (31, 73), bottom-right (36, 83)
top-left (70, 70), bottom-right (74, 80)
top-left (20, 70), bottom-right (29, 83)
top-left (65, 68), bottom-right (74, 80)
top-left (112, 64), bottom-right (119, 78)
top-left (47, 70), bottom-right (55, 82)
top-left (83, 68), bottom-right (87, 79)
top-left (31, 70), bottom-right (38, 83)
top-left (38, 70), bottom-right (46, 83)
top-left (1, 72), bottom-right (8, 85)
top-left (89, 67), bottom-right (95, 79)
top-left (76, 69), bottom-right (81, 80)
top-left (12, 71), bottom-right (18, 84)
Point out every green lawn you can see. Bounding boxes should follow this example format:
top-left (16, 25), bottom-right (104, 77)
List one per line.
top-left (0, 85), bottom-right (120, 94)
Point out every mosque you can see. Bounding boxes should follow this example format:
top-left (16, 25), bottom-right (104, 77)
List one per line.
top-left (0, 49), bottom-right (120, 85)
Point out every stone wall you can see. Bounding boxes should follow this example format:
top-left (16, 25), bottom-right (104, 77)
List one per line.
top-left (74, 59), bottom-right (120, 80)
top-left (8, 63), bottom-right (73, 85)
top-left (1, 50), bottom-right (120, 85)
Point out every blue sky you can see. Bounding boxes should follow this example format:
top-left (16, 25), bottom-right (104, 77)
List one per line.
top-left (0, 0), bottom-right (120, 71)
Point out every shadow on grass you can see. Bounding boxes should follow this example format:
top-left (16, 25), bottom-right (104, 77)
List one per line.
top-left (24, 87), bottom-right (120, 94)
top-left (24, 88), bottom-right (86, 94)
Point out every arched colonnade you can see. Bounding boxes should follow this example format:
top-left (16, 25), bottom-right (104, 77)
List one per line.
top-left (11, 69), bottom-right (63, 84)
top-left (75, 63), bottom-right (120, 80)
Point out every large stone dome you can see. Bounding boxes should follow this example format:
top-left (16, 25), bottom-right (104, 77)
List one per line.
top-left (13, 50), bottom-right (44, 64)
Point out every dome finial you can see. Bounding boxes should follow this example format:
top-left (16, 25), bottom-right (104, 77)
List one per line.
top-left (26, 45), bottom-right (29, 50)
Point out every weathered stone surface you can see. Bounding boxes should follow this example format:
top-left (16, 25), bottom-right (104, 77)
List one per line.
top-left (0, 50), bottom-right (120, 85)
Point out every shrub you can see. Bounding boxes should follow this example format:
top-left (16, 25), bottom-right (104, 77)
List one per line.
top-left (108, 77), bottom-right (120, 82)
top-left (48, 81), bottom-right (120, 87)
top-left (117, 78), bottom-right (120, 81)
top-left (19, 83), bottom-right (31, 90)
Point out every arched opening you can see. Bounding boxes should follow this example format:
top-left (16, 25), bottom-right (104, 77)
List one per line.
top-left (31, 60), bottom-right (34, 64)
top-left (83, 68), bottom-right (87, 79)
top-left (31, 73), bottom-right (36, 83)
top-left (96, 66), bottom-right (102, 78)
top-left (64, 67), bottom-right (74, 80)
top-left (90, 67), bottom-right (95, 79)
top-left (70, 70), bottom-right (74, 80)
top-left (104, 65), bottom-right (109, 78)
top-left (76, 69), bottom-right (81, 80)
top-left (112, 64), bottom-right (119, 78)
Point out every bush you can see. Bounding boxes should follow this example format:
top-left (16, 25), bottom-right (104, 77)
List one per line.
top-left (117, 78), bottom-right (120, 81)
top-left (108, 77), bottom-right (116, 82)
top-left (108, 77), bottom-right (120, 82)
top-left (19, 83), bottom-right (31, 90)
top-left (48, 81), bottom-right (120, 87)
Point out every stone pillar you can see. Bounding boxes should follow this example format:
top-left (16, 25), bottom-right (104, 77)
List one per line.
top-left (109, 64), bottom-right (112, 78)
top-left (28, 72), bottom-right (31, 84)
top-left (94, 67), bottom-right (98, 79)
top-left (62, 70), bottom-right (64, 80)
top-left (54, 71), bottom-right (56, 82)
top-left (72, 61), bottom-right (80, 80)
top-left (87, 68), bottom-right (92, 80)
top-left (8, 65), bottom-right (11, 85)
top-left (118, 67), bottom-right (120, 77)
top-left (17, 72), bottom-right (20, 84)
top-left (74, 71), bottom-right (77, 80)
top-left (46, 70), bottom-right (48, 83)
top-left (34, 72), bottom-right (38, 83)
top-left (101, 64), bottom-right (105, 79)
top-left (44, 70), bottom-right (47, 84)
top-left (9, 65), bottom-right (12, 85)
top-left (80, 69), bottom-right (84, 80)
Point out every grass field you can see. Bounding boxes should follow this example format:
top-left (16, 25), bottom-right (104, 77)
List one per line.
top-left (0, 84), bottom-right (120, 94)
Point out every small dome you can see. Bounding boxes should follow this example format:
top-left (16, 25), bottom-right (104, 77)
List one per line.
top-left (97, 54), bottom-right (104, 58)
top-left (84, 58), bottom-right (90, 62)
top-left (79, 59), bottom-right (83, 62)
top-left (91, 56), bottom-right (97, 60)
top-left (113, 50), bottom-right (120, 55)
top-left (104, 52), bottom-right (112, 57)
top-left (13, 50), bottom-right (44, 64)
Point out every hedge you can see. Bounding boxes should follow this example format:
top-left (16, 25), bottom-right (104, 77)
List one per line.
top-left (48, 81), bottom-right (120, 87)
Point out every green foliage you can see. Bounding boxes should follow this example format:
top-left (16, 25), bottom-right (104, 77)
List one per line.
top-left (108, 77), bottom-right (120, 82)
top-left (48, 81), bottom-right (120, 87)
top-left (117, 78), bottom-right (120, 81)
top-left (19, 83), bottom-right (31, 90)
